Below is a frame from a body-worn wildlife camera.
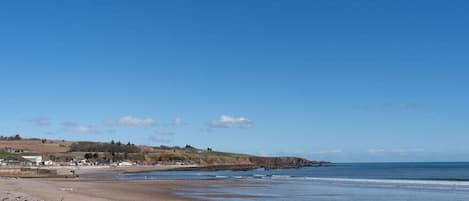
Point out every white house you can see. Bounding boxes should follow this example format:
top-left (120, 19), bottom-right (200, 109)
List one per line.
top-left (44, 160), bottom-right (54, 166)
top-left (22, 156), bottom-right (43, 166)
top-left (118, 161), bottom-right (134, 166)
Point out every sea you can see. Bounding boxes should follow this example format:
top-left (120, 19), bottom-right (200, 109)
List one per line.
top-left (119, 162), bottom-right (469, 201)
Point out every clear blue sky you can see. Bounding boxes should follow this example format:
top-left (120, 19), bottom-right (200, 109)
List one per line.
top-left (1, 1), bottom-right (468, 162)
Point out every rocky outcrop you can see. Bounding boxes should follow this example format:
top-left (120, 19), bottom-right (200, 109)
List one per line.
top-left (171, 156), bottom-right (328, 171)
top-left (248, 156), bottom-right (326, 170)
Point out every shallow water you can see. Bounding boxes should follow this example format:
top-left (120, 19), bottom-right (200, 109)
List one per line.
top-left (120, 162), bottom-right (469, 201)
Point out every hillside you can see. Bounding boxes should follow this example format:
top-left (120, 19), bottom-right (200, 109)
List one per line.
top-left (0, 139), bottom-right (71, 153)
top-left (0, 138), bottom-right (326, 170)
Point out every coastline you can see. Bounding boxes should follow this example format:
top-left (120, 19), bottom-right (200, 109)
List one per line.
top-left (4, 163), bottom-right (469, 201)
top-left (0, 165), bottom-right (260, 201)
top-left (0, 161), bottom-right (317, 201)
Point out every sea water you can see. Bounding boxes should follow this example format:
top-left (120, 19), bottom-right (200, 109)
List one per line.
top-left (119, 162), bottom-right (469, 201)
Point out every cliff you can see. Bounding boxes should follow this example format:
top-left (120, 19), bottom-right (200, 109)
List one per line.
top-left (172, 156), bottom-right (327, 171)
top-left (248, 156), bottom-right (325, 170)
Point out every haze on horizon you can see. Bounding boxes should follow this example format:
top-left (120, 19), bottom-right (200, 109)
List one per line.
top-left (1, 1), bottom-right (468, 162)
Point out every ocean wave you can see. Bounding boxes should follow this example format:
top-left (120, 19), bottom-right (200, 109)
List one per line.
top-left (298, 177), bottom-right (469, 186)
top-left (224, 174), bottom-right (469, 187)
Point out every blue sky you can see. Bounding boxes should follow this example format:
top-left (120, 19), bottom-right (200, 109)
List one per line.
top-left (1, 1), bottom-right (468, 162)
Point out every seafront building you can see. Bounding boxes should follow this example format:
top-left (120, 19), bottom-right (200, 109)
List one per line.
top-left (22, 156), bottom-right (43, 166)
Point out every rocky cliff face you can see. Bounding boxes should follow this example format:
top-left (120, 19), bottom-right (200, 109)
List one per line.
top-left (173, 156), bottom-right (327, 171)
top-left (248, 156), bottom-right (324, 170)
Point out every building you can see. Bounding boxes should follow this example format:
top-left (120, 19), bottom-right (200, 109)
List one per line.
top-left (22, 156), bottom-right (43, 166)
top-left (0, 158), bottom-right (32, 166)
top-left (43, 160), bottom-right (54, 166)
top-left (118, 161), bottom-right (134, 166)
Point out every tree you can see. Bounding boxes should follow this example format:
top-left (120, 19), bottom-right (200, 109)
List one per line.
top-left (84, 153), bottom-right (93, 160)
top-left (93, 153), bottom-right (99, 159)
top-left (14, 134), bottom-right (22, 140)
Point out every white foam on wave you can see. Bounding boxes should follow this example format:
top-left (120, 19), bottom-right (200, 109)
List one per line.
top-left (290, 177), bottom-right (469, 187)
top-left (270, 175), bottom-right (291, 179)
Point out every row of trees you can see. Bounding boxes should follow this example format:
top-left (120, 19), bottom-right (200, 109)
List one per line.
top-left (70, 140), bottom-right (140, 154)
top-left (69, 141), bottom-right (141, 162)
top-left (84, 152), bottom-right (100, 159)
top-left (0, 134), bottom-right (22, 140)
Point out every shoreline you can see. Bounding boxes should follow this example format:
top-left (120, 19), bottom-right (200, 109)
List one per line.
top-left (0, 165), bottom-right (263, 201)
top-left (47, 164), bottom-right (200, 174)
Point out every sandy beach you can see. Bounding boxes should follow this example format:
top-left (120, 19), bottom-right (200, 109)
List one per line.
top-left (0, 165), bottom-right (257, 201)
top-left (0, 166), bottom-right (187, 201)
top-left (0, 177), bottom-right (211, 201)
